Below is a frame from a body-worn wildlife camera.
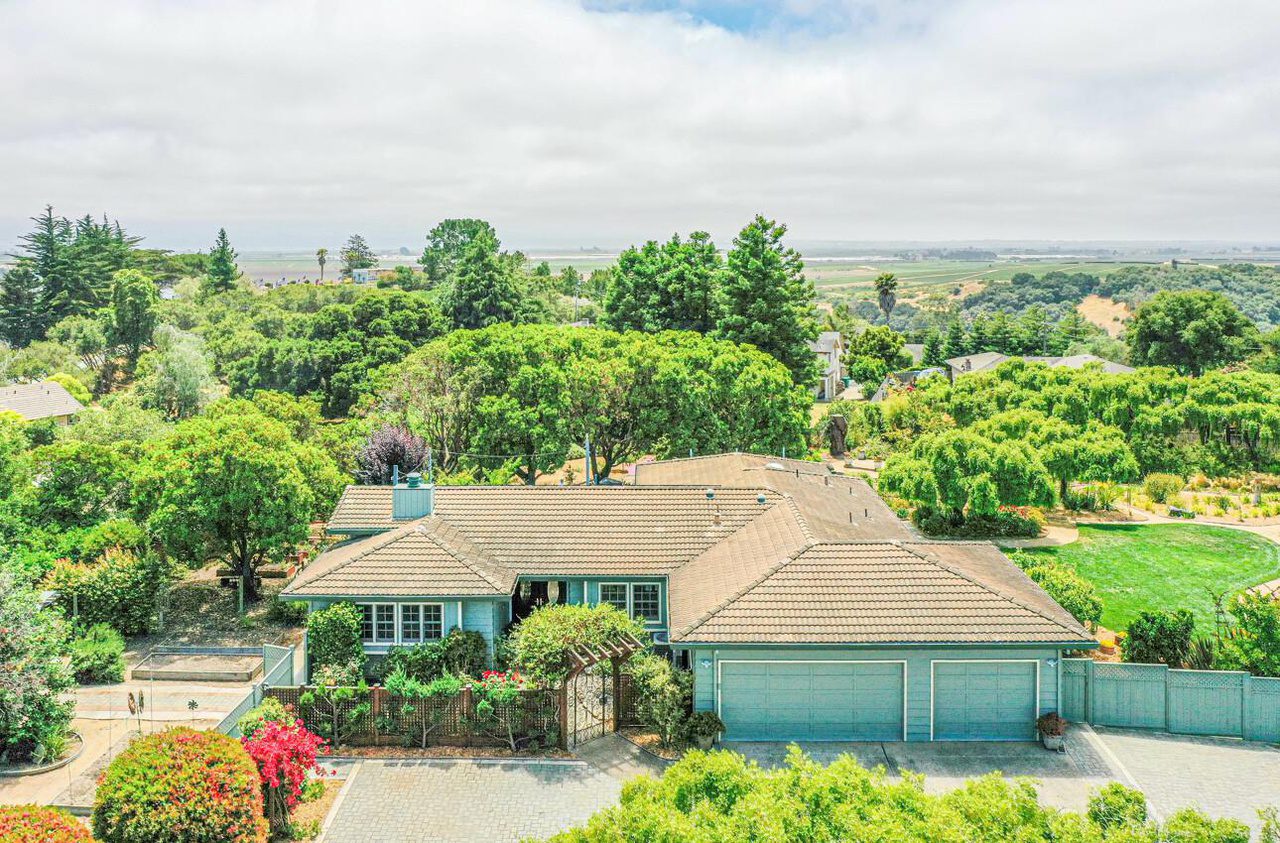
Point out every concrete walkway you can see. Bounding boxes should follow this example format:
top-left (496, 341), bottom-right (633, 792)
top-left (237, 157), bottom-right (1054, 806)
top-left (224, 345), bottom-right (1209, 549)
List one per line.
top-left (573, 733), bottom-right (670, 781)
top-left (994, 523), bottom-right (1080, 549)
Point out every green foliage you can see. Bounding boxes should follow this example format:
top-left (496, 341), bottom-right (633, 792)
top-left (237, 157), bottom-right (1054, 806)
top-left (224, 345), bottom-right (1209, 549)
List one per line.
top-left (202, 227), bottom-right (241, 297)
top-left (47, 372), bottom-right (90, 404)
top-left (1124, 609), bottom-right (1195, 667)
top-left (306, 602), bottom-right (367, 677)
top-left (297, 682), bottom-right (371, 748)
top-left (419, 218), bottom-right (497, 285)
top-left (627, 654), bottom-right (693, 748)
top-left (1020, 560), bottom-right (1104, 629)
top-left (686, 711), bottom-right (725, 740)
top-left (716, 215), bottom-right (819, 386)
top-left (134, 325), bottom-right (219, 419)
top-left (0, 569), bottom-right (75, 762)
top-left (380, 629), bottom-right (489, 682)
top-left (1144, 473), bottom-right (1186, 504)
top-left (339, 234), bottom-right (376, 278)
top-left (1217, 591), bottom-right (1280, 677)
top-left (92, 727), bottom-right (268, 843)
top-left (507, 603), bottom-right (647, 686)
top-left (47, 549), bottom-right (174, 636)
top-left (602, 231), bottom-right (722, 334)
top-left (912, 507), bottom-right (1043, 538)
top-left (136, 408), bottom-right (324, 600)
top-left (267, 596), bottom-right (309, 625)
top-left (237, 696), bottom-right (291, 739)
top-left (68, 623), bottom-right (126, 684)
top-left (440, 227), bottom-right (525, 330)
top-left (108, 268), bottom-right (159, 366)
top-left (1087, 782), bottom-right (1147, 831)
top-left (548, 747), bottom-right (1241, 843)
top-left (1127, 290), bottom-right (1256, 375)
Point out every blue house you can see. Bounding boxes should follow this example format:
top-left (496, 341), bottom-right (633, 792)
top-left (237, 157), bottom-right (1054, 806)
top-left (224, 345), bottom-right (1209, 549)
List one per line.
top-left (283, 453), bottom-right (1093, 742)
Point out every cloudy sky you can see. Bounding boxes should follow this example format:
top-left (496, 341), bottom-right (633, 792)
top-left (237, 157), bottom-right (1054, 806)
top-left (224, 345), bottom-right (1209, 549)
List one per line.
top-left (2, 0), bottom-right (1278, 251)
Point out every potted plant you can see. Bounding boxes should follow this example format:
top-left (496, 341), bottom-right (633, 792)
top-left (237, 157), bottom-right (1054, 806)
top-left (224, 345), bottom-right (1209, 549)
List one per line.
top-left (1037, 712), bottom-right (1067, 751)
top-left (687, 711), bottom-right (724, 751)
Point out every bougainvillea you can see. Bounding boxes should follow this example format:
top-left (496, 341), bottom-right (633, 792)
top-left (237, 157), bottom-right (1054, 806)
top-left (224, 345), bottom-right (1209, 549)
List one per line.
top-left (0, 804), bottom-right (94, 842)
top-left (92, 727), bottom-right (268, 843)
top-left (242, 719), bottom-right (328, 835)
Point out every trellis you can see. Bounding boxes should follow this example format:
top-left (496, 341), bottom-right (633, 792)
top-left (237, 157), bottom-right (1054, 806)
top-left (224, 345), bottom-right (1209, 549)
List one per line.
top-left (560, 632), bottom-right (647, 749)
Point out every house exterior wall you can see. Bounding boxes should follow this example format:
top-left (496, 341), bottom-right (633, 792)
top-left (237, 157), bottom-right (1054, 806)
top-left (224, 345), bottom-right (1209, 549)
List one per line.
top-left (522, 576), bottom-right (667, 632)
top-left (301, 595), bottom-right (509, 663)
top-left (684, 643), bottom-right (1064, 742)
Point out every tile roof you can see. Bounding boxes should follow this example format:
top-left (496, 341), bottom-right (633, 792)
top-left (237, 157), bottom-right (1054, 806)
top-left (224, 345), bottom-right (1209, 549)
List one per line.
top-left (284, 516), bottom-right (517, 597)
top-left (671, 540), bottom-right (1091, 645)
top-left (304, 453), bottom-right (1090, 646)
top-left (633, 452), bottom-right (912, 542)
top-left (0, 381), bottom-right (83, 421)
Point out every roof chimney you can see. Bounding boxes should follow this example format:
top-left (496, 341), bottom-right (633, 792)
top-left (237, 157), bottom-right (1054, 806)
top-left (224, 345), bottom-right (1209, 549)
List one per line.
top-left (393, 471), bottom-right (434, 519)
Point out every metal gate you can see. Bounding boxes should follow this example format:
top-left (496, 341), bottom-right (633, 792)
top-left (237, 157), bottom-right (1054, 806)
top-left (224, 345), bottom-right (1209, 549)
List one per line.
top-left (566, 664), bottom-right (615, 748)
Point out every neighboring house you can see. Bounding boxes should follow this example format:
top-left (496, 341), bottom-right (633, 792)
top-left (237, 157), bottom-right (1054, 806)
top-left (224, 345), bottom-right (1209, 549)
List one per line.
top-left (350, 267), bottom-right (395, 284)
top-left (809, 331), bottom-right (844, 401)
top-left (946, 352), bottom-right (1134, 380)
top-left (0, 381), bottom-right (84, 424)
top-left (870, 367), bottom-right (947, 402)
top-left (283, 452), bottom-right (1092, 742)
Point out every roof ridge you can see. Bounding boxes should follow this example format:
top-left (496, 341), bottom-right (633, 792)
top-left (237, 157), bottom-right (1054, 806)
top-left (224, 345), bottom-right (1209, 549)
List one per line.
top-left (668, 495), bottom-right (791, 575)
top-left (898, 543), bottom-right (1086, 638)
top-left (780, 493), bottom-right (816, 542)
top-left (418, 522), bottom-right (513, 593)
top-left (674, 534), bottom-right (818, 640)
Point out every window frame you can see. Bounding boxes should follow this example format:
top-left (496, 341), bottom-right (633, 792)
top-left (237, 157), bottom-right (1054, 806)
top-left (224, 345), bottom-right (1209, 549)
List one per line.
top-left (356, 602), bottom-right (447, 646)
top-left (631, 583), bottom-right (661, 623)
top-left (598, 583), bottom-right (630, 614)
top-left (597, 583), bottom-right (662, 624)
top-left (373, 603), bottom-right (397, 644)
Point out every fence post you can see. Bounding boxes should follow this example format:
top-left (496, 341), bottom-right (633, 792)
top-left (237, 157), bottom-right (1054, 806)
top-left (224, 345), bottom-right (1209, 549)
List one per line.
top-left (558, 684), bottom-right (569, 751)
top-left (1242, 674), bottom-right (1251, 741)
top-left (1084, 659), bottom-right (1094, 725)
top-left (461, 684), bottom-right (474, 749)
top-left (612, 658), bottom-right (622, 734)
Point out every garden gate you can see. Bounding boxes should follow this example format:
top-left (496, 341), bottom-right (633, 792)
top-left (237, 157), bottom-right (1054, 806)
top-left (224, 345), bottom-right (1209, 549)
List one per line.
top-left (559, 632), bottom-right (646, 749)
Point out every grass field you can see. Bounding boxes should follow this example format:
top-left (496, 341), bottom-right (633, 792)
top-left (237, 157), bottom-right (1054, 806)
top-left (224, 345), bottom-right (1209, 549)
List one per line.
top-left (1022, 524), bottom-right (1280, 632)
top-left (809, 259), bottom-right (1148, 295)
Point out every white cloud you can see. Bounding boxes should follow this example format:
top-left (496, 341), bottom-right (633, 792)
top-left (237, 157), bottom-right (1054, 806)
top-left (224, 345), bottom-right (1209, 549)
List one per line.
top-left (0, 0), bottom-right (1277, 250)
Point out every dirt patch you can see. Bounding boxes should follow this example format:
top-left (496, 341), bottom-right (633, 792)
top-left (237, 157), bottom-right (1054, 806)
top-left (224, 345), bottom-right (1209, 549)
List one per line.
top-left (1077, 294), bottom-right (1130, 337)
top-left (287, 778), bottom-right (342, 840)
top-left (618, 727), bottom-right (684, 761)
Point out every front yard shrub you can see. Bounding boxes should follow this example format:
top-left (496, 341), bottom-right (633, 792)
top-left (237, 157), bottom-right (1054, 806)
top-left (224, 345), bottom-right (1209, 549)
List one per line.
top-left (47, 548), bottom-right (173, 636)
top-left (1143, 472), bottom-right (1185, 504)
top-left (1123, 609), bottom-right (1195, 666)
top-left (473, 670), bottom-right (528, 751)
top-left (242, 719), bottom-right (328, 838)
top-left (507, 603), bottom-right (647, 685)
top-left (1160, 808), bottom-right (1250, 842)
top-left (68, 622), bottom-right (127, 684)
top-left (0, 569), bottom-right (75, 764)
top-left (297, 681), bottom-right (371, 748)
top-left (1217, 591), bottom-right (1280, 677)
top-left (0, 804), bottom-right (94, 842)
top-left (267, 596), bottom-right (308, 625)
top-left (237, 696), bottom-right (292, 739)
top-left (1087, 782), bottom-right (1147, 831)
top-left (1022, 563), bottom-right (1103, 630)
top-left (92, 727), bottom-right (268, 843)
top-left (628, 654), bottom-right (692, 748)
top-left (385, 668), bottom-right (464, 748)
top-left (306, 602), bottom-right (366, 677)
top-left (912, 506), bottom-right (1041, 538)
top-left (380, 629), bottom-right (489, 682)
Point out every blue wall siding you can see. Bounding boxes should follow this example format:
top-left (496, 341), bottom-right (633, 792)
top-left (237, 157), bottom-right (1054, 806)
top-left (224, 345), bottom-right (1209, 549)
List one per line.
top-left (522, 577), bottom-right (668, 631)
top-left (304, 596), bottom-right (508, 656)
top-left (686, 644), bottom-right (1063, 742)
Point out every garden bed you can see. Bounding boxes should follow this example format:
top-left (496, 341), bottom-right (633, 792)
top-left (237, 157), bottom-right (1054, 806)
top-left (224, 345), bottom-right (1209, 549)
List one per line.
top-left (283, 777), bottom-right (342, 841)
top-left (618, 727), bottom-right (684, 761)
top-left (0, 732), bottom-right (84, 777)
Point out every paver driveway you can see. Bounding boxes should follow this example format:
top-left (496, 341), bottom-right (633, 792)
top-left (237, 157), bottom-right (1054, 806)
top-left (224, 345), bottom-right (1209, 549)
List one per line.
top-left (320, 759), bottom-right (621, 843)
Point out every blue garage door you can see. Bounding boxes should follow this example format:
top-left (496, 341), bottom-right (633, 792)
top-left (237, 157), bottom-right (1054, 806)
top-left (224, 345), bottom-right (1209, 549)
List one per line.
top-left (719, 661), bottom-right (904, 741)
top-left (932, 661), bottom-right (1038, 741)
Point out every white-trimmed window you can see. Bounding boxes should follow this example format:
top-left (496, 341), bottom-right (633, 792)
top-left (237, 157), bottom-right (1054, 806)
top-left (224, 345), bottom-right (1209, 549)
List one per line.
top-left (632, 584), bottom-right (660, 621)
top-left (597, 583), bottom-right (661, 623)
top-left (599, 584), bottom-right (629, 613)
top-left (357, 602), bottom-right (446, 646)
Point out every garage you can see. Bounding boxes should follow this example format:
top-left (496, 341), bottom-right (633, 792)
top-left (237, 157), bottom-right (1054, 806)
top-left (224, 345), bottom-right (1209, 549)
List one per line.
top-left (718, 660), bottom-right (905, 741)
top-left (932, 661), bottom-right (1039, 741)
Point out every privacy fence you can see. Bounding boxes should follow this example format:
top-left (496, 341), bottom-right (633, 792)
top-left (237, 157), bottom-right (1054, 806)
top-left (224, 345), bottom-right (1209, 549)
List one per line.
top-left (1061, 659), bottom-right (1280, 743)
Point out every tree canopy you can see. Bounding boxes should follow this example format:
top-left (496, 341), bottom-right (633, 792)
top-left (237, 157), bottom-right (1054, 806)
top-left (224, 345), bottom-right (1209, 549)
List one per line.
top-left (1127, 290), bottom-right (1256, 375)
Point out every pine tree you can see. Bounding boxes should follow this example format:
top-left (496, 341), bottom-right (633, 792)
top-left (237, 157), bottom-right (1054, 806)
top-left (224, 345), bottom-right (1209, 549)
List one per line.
top-left (941, 321), bottom-right (967, 360)
top-left (922, 329), bottom-right (945, 367)
top-left (202, 228), bottom-right (239, 297)
top-left (340, 234), bottom-right (376, 278)
top-left (715, 215), bottom-right (818, 385)
top-left (441, 229), bottom-right (521, 329)
top-left (0, 265), bottom-right (44, 348)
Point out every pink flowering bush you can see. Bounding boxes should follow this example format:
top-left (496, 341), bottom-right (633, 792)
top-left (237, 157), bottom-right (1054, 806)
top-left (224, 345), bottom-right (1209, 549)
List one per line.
top-left (0, 804), bottom-right (94, 842)
top-left (242, 719), bottom-right (328, 836)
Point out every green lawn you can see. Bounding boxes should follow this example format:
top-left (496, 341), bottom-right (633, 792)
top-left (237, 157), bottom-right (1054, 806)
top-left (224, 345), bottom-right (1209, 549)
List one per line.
top-left (1021, 524), bottom-right (1280, 632)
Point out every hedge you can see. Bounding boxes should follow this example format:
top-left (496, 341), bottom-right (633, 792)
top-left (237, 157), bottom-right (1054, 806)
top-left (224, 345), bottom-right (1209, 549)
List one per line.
top-left (0, 804), bottom-right (94, 842)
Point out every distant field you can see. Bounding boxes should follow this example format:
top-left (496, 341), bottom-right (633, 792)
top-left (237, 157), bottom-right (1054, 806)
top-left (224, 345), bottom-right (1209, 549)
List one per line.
top-left (233, 251), bottom-right (615, 283)
top-left (810, 259), bottom-right (1148, 299)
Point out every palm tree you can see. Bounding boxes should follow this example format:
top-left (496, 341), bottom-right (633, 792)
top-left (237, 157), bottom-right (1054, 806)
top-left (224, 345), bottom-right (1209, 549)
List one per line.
top-left (874, 272), bottom-right (898, 324)
top-left (317, 247), bottom-right (328, 281)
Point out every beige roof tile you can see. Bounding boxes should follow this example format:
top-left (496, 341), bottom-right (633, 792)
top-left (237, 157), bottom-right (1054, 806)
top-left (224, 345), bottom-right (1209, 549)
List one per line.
top-left (0, 381), bottom-right (83, 421)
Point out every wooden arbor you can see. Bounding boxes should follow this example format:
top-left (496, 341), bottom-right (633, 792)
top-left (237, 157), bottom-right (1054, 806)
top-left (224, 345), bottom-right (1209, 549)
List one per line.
top-left (560, 631), bottom-right (647, 749)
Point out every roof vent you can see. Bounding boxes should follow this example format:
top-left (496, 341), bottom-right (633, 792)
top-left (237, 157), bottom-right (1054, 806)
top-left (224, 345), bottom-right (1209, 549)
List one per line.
top-left (757, 493), bottom-right (767, 504)
top-left (764, 462), bottom-right (785, 471)
top-left (393, 473), bottom-right (434, 519)
top-left (705, 488), bottom-right (715, 500)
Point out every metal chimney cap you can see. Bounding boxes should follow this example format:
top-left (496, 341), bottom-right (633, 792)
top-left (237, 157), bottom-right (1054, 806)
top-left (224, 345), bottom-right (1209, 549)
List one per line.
top-left (406, 472), bottom-right (424, 488)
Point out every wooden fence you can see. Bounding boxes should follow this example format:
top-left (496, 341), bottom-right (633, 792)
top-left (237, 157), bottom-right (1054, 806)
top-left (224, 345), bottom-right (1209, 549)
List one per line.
top-left (264, 685), bottom-right (561, 750)
top-left (1061, 659), bottom-right (1280, 742)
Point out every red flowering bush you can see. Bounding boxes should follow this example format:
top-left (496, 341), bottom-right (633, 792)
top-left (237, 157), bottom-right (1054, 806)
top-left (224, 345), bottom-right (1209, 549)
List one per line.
top-left (92, 727), bottom-right (267, 843)
top-left (0, 804), bottom-right (94, 842)
top-left (242, 719), bottom-right (328, 835)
